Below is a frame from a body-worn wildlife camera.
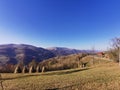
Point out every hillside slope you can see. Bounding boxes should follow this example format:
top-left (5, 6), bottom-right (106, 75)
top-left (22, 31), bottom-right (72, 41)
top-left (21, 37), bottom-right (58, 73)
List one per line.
top-left (0, 44), bottom-right (55, 65)
top-left (0, 44), bottom-right (98, 65)
top-left (2, 62), bottom-right (118, 90)
top-left (39, 54), bottom-right (111, 71)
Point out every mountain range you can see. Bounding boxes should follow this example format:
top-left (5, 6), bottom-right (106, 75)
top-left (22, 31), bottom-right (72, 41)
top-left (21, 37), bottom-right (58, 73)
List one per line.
top-left (0, 44), bottom-right (55, 65)
top-left (0, 44), bottom-right (95, 65)
top-left (47, 47), bottom-right (91, 56)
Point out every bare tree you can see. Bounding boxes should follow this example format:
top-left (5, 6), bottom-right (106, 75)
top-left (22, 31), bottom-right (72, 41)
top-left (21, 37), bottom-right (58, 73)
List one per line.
top-left (76, 56), bottom-right (81, 68)
top-left (29, 60), bottom-right (37, 69)
top-left (109, 37), bottom-right (120, 64)
top-left (91, 46), bottom-right (95, 65)
top-left (42, 66), bottom-right (45, 73)
top-left (36, 65), bottom-right (40, 73)
top-left (22, 66), bottom-right (28, 73)
top-left (14, 65), bottom-right (22, 73)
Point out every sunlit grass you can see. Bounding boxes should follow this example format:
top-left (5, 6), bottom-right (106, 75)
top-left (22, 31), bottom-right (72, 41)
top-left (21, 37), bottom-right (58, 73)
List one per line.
top-left (1, 62), bottom-right (120, 90)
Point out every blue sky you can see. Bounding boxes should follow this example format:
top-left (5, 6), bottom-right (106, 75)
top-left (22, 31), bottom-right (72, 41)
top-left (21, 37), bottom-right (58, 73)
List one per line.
top-left (0, 0), bottom-right (120, 50)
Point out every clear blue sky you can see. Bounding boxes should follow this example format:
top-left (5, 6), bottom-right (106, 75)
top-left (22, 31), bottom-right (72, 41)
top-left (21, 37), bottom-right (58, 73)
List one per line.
top-left (0, 0), bottom-right (120, 50)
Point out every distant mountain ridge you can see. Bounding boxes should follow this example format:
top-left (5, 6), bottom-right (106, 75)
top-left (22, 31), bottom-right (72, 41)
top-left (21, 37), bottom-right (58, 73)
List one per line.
top-left (0, 44), bottom-right (55, 65)
top-left (0, 44), bottom-right (98, 65)
top-left (47, 47), bottom-right (94, 56)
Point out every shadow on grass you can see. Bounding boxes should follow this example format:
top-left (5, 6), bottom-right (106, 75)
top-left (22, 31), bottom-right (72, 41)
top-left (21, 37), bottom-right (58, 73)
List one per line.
top-left (1, 68), bottom-right (90, 81)
top-left (1, 74), bottom-right (41, 81)
top-left (44, 68), bottom-right (90, 90)
top-left (43, 68), bottom-right (90, 76)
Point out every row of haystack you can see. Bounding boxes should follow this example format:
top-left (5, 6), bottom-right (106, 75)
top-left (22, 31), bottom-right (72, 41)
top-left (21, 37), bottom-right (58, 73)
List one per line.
top-left (14, 65), bottom-right (45, 73)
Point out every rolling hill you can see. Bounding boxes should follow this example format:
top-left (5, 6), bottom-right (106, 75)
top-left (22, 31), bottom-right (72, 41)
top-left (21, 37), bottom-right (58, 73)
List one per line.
top-left (0, 44), bottom-right (55, 65)
top-left (0, 44), bottom-right (96, 65)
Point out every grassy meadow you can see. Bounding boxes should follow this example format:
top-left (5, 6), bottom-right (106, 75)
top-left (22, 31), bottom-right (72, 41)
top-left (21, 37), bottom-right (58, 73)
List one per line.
top-left (1, 60), bottom-right (120, 90)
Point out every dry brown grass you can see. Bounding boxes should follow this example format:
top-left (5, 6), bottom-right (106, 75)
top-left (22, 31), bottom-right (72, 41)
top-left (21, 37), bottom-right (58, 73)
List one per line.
top-left (1, 61), bottom-right (120, 90)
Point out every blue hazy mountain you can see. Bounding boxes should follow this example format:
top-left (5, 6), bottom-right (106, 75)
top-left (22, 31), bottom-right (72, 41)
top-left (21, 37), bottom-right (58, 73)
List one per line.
top-left (0, 44), bottom-right (55, 65)
top-left (0, 44), bottom-right (97, 65)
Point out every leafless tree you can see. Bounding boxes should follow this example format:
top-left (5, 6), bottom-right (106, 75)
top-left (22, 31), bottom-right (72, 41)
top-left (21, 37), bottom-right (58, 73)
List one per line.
top-left (29, 66), bottom-right (36, 73)
top-left (36, 65), bottom-right (40, 73)
top-left (22, 66), bottom-right (28, 73)
top-left (109, 37), bottom-right (120, 64)
top-left (91, 46), bottom-right (95, 65)
top-left (14, 65), bottom-right (22, 73)
top-left (42, 66), bottom-right (45, 73)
